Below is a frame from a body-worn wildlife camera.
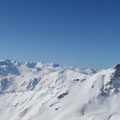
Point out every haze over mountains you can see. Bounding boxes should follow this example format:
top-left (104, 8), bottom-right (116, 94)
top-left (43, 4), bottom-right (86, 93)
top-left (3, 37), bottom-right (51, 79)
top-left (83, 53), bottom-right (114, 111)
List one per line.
top-left (0, 59), bottom-right (120, 120)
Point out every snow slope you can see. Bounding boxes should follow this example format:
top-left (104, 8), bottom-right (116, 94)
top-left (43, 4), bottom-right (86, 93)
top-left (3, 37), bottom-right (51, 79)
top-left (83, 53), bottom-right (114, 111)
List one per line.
top-left (0, 59), bottom-right (120, 120)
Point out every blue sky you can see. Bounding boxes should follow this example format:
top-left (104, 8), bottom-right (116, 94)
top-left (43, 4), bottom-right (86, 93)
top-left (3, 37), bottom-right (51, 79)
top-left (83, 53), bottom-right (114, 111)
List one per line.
top-left (0, 0), bottom-right (120, 68)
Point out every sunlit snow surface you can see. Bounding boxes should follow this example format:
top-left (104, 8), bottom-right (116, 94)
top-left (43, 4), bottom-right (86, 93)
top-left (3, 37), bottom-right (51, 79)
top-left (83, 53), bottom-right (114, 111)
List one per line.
top-left (0, 60), bottom-right (120, 120)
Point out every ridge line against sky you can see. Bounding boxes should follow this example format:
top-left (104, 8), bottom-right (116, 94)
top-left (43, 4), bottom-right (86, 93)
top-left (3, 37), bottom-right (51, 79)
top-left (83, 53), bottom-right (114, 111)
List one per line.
top-left (0, 0), bottom-right (120, 69)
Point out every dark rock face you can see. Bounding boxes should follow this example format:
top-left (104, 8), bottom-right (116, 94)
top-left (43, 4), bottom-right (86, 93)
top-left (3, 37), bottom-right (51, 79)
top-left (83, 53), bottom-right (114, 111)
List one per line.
top-left (57, 92), bottom-right (69, 99)
top-left (105, 64), bottom-right (120, 94)
top-left (100, 64), bottom-right (120, 95)
top-left (0, 78), bottom-right (13, 92)
top-left (1, 78), bottom-right (9, 91)
top-left (114, 64), bottom-right (120, 79)
top-left (27, 78), bottom-right (40, 90)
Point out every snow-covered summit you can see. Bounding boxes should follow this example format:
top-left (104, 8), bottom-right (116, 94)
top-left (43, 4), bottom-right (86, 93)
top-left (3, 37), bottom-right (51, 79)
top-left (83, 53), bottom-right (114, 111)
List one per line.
top-left (0, 60), bottom-right (120, 120)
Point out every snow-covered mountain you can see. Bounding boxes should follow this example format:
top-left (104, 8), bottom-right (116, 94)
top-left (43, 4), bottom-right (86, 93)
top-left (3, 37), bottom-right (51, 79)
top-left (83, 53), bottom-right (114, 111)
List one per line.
top-left (0, 59), bottom-right (120, 120)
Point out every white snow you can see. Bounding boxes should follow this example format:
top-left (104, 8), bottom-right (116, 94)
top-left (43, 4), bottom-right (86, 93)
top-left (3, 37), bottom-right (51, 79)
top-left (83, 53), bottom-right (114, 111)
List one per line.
top-left (0, 59), bottom-right (120, 120)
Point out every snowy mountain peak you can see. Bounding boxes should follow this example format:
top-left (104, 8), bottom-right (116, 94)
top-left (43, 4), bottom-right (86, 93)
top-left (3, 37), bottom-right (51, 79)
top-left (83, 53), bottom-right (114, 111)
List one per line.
top-left (114, 64), bottom-right (120, 69)
top-left (0, 60), bottom-right (120, 120)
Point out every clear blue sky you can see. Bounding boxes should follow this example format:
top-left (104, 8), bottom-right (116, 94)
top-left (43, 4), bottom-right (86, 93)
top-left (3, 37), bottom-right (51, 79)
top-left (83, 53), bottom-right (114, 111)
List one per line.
top-left (0, 0), bottom-right (120, 69)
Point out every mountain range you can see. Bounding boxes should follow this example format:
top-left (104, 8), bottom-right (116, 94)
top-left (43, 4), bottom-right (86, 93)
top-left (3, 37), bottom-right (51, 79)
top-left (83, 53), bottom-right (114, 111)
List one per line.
top-left (0, 59), bottom-right (120, 120)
